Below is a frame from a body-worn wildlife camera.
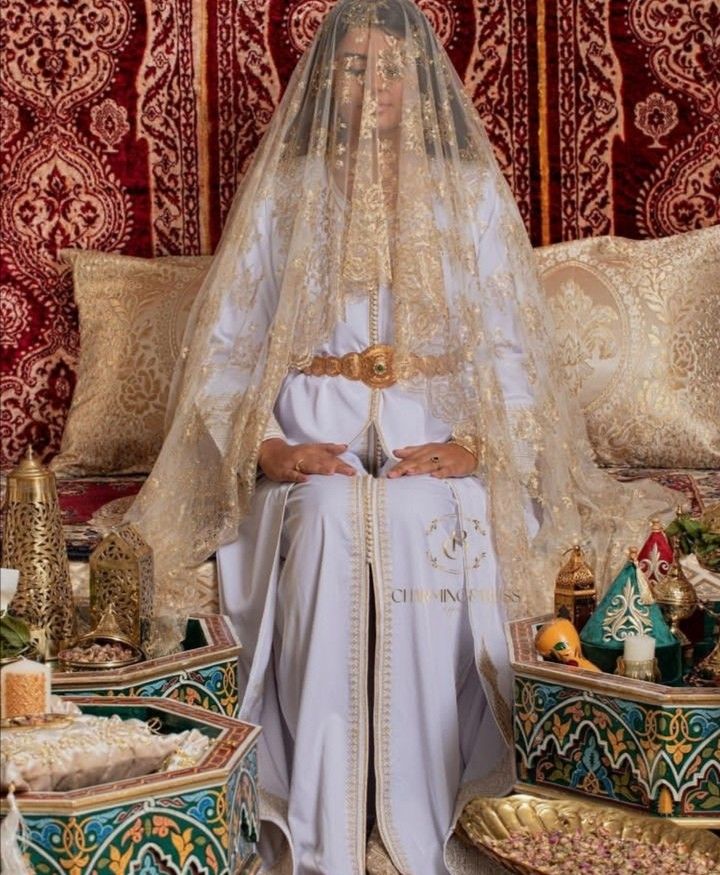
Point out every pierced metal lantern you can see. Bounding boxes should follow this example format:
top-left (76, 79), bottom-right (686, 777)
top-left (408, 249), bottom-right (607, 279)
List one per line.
top-left (554, 545), bottom-right (596, 633)
top-left (89, 525), bottom-right (154, 646)
top-left (1, 447), bottom-right (75, 658)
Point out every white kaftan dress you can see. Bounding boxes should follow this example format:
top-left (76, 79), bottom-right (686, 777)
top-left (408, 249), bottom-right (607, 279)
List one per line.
top-left (217, 184), bottom-right (535, 875)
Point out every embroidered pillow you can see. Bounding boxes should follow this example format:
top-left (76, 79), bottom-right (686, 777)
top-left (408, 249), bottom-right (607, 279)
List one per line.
top-left (52, 250), bottom-right (212, 476)
top-left (535, 225), bottom-right (720, 468)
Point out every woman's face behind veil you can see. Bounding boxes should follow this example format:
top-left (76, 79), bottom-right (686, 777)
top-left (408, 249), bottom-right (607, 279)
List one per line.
top-left (334, 26), bottom-right (405, 142)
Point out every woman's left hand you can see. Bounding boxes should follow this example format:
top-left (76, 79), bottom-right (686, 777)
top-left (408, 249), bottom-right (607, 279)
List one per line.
top-left (387, 442), bottom-right (476, 479)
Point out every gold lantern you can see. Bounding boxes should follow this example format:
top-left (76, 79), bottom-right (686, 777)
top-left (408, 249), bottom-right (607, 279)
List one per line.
top-left (554, 545), bottom-right (596, 633)
top-left (89, 525), bottom-right (154, 646)
top-left (1, 447), bottom-right (75, 658)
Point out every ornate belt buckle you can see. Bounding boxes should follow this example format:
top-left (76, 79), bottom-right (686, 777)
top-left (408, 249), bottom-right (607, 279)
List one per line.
top-left (360, 344), bottom-right (395, 389)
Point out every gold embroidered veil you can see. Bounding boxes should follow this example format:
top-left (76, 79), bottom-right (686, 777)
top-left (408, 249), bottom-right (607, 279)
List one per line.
top-left (125, 0), bottom-right (671, 616)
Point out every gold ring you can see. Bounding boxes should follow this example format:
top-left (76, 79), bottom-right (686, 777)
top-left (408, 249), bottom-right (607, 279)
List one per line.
top-left (430, 455), bottom-right (440, 464)
top-left (294, 459), bottom-right (305, 473)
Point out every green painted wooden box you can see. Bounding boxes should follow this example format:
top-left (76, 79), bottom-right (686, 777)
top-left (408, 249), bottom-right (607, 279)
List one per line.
top-left (52, 615), bottom-right (240, 717)
top-left (2, 697), bottom-right (261, 874)
top-left (509, 615), bottom-right (720, 827)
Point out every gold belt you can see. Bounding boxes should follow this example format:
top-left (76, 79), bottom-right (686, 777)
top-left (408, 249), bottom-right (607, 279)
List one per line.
top-left (298, 344), bottom-right (453, 389)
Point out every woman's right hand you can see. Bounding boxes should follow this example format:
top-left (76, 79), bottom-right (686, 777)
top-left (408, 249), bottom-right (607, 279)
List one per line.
top-left (257, 439), bottom-right (356, 483)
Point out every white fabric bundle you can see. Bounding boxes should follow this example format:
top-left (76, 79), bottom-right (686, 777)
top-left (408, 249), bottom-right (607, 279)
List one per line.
top-left (1, 713), bottom-right (209, 793)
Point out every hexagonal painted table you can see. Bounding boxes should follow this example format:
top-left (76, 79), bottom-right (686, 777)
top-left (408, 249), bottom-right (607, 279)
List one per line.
top-left (2, 697), bottom-right (261, 874)
top-left (509, 615), bottom-right (720, 827)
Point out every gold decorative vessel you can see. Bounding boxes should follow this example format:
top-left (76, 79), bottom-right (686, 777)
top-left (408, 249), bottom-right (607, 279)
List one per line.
top-left (457, 795), bottom-right (720, 875)
top-left (554, 545), bottom-right (596, 632)
top-left (1, 448), bottom-right (75, 658)
top-left (89, 525), bottom-right (154, 646)
top-left (653, 539), bottom-right (698, 665)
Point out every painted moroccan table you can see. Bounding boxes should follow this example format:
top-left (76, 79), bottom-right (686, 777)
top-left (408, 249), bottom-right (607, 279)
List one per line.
top-left (52, 614), bottom-right (240, 717)
top-left (509, 615), bottom-right (720, 827)
top-left (1, 697), bottom-right (261, 875)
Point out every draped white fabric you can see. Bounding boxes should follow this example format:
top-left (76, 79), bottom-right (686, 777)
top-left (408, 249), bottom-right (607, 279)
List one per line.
top-left (216, 186), bottom-right (540, 871)
top-left (219, 466), bottom-right (517, 875)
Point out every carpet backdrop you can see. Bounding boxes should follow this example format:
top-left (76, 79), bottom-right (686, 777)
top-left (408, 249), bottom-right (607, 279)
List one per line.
top-left (1, 0), bottom-right (718, 467)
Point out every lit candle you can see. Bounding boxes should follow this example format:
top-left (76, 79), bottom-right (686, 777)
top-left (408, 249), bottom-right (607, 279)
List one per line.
top-left (623, 634), bottom-right (655, 662)
top-left (0, 658), bottom-right (52, 719)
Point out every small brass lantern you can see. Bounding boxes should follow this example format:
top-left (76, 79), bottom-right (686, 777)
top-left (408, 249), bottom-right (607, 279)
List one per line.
top-left (89, 525), bottom-right (154, 646)
top-left (1, 447), bottom-right (75, 658)
top-left (554, 545), bottom-right (596, 633)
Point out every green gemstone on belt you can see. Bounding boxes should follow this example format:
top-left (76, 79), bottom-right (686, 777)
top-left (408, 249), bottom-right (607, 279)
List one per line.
top-left (374, 362), bottom-right (386, 374)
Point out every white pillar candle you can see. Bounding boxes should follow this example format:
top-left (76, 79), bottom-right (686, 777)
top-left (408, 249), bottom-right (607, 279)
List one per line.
top-left (623, 633), bottom-right (656, 662)
top-left (0, 658), bottom-right (52, 719)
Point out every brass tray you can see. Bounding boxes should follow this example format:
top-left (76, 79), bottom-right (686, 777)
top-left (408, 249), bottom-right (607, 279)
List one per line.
top-left (57, 636), bottom-right (144, 671)
top-left (57, 603), bottom-right (144, 671)
top-left (456, 795), bottom-right (720, 875)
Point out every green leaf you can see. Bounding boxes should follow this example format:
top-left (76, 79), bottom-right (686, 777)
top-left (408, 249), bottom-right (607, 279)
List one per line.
top-left (684, 519), bottom-right (702, 537)
top-left (1, 621), bottom-right (29, 646)
top-left (700, 795), bottom-right (720, 811)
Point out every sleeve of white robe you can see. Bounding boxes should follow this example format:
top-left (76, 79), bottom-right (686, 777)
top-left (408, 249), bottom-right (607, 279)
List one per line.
top-left (263, 412), bottom-right (287, 442)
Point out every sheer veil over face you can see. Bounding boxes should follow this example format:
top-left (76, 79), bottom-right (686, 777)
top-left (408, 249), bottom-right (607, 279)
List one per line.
top-left (126, 0), bottom-right (671, 616)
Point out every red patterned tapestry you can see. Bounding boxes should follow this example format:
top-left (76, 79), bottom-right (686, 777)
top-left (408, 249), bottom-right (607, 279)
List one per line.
top-left (1, 0), bottom-right (718, 467)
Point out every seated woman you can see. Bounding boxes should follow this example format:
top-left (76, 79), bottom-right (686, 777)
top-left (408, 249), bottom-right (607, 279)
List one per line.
top-left (127, 1), bottom-right (669, 872)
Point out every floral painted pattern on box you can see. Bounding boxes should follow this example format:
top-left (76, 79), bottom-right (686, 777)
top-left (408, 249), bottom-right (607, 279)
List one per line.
top-left (52, 615), bottom-right (240, 717)
top-left (509, 615), bottom-right (720, 823)
top-left (513, 677), bottom-right (720, 819)
top-left (3, 698), bottom-right (261, 875)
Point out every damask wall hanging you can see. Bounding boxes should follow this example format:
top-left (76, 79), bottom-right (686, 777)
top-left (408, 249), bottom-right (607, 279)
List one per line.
top-left (1, 0), bottom-right (717, 467)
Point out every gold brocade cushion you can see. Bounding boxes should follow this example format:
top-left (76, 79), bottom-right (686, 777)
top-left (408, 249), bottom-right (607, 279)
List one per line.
top-left (52, 250), bottom-right (212, 475)
top-left (535, 225), bottom-right (720, 468)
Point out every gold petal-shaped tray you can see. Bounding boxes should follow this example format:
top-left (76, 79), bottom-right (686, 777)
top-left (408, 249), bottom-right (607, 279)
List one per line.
top-left (457, 795), bottom-right (720, 875)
